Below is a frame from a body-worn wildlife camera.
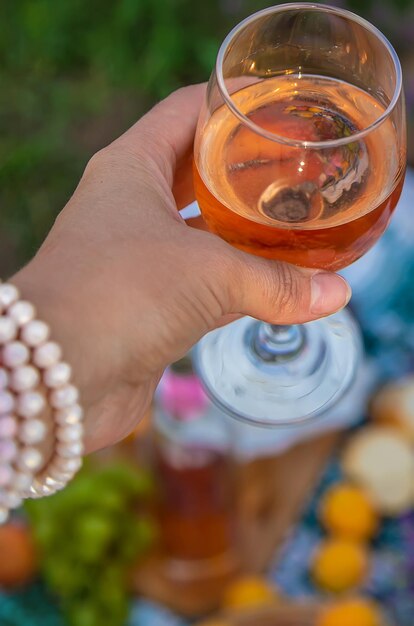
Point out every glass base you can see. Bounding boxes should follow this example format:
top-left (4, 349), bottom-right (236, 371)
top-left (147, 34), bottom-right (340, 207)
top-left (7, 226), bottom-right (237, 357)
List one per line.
top-left (194, 308), bottom-right (363, 426)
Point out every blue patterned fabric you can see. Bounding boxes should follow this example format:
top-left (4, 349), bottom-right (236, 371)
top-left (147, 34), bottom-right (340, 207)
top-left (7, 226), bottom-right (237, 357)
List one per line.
top-left (269, 460), bottom-right (414, 626)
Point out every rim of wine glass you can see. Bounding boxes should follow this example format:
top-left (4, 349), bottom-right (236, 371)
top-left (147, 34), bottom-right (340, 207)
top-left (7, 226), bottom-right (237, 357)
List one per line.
top-left (215, 2), bottom-right (402, 149)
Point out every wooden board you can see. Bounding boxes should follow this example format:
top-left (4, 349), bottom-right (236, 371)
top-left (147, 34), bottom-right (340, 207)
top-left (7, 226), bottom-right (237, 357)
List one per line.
top-left (131, 431), bottom-right (341, 616)
top-left (236, 431), bottom-right (340, 573)
top-left (195, 603), bottom-right (321, 626)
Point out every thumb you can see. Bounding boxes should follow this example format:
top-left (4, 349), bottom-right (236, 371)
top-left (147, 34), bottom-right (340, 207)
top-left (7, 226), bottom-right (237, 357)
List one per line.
top-left (226, 250), bottom-right (351, 324)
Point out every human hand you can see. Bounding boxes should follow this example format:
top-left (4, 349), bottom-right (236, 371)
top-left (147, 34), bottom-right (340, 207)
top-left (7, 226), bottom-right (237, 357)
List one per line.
top-left (12, 85), bottom-right (351, 452)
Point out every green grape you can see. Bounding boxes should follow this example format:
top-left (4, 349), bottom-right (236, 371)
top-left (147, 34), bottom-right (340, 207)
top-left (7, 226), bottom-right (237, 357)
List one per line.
top-left (95, 605), bottom-right (128, 626)
top-left (97, 464), bottom-right (154, 497)
top-left (44, 560), bottom-right (83, 596)
top-left (118, 517), bottom-right (156, 561)
top-left (75, 571), bottom-right (128, 626)
top-left (99, 577), bottom-right (127, 612)
top-left (94, 490), bottom-right (125, 513)
top-left (79, 542), bottom-right (109, 564)
top-left (74, 514), bottom-right (114, 560)
top-left (118, 537), bottom-right (140, 562)
top-left (126, 469), bottom-right (154, 497)
top-left (33, 519), bottom-right (56, 546)
top-left (134, 516), bottom-right (156, 546)
top-left (67, 601), bottom-right (99, 626)
top-left (63, 562), bottom-right (97, 593)
top-left (100, 598), bottom-right (128, 626)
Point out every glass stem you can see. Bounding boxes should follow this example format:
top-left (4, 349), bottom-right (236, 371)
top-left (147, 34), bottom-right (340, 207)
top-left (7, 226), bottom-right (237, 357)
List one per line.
top-left (251, 323), bottom-right (306, 363)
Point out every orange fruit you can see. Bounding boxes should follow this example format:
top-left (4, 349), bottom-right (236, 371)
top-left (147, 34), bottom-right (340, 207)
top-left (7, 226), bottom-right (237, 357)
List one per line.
top-left (320, 483), bottom-right (378, 541)
top-left (317, 597), bottom-right (384, 626)
top-left (222, 575), bottom-right (278, 610)
top-left (0, 523), bottom-right (37, 587)
top-left (311, 539), bottom-right (368, 593)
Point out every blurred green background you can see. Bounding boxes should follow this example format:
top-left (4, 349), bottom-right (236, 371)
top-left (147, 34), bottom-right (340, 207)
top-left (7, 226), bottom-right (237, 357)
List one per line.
top-left (1, 0), bottom-right (413, 275)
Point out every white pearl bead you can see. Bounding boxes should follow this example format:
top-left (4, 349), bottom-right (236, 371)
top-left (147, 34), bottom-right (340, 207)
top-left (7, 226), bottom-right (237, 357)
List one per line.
top-left (51, 456), bottom-right (82, 474)
top-left (0, 439), bottom-right (17, 462)
top-left (0, 316), bottom-right (17, 344)
top-left (20, 419), bottom-right (47, 445)
top-left (49, 466), bottom-right (74, 482)
top-left (0, 368), bottom-right (9, 389)
top-left (0, 415), bottom-right (18, 438)
top-left (57, 423), bottom-right (83, 443)
top-left (17, 391), bottom-right (46, 418)
top-left (8, 301), bottom-right (36, 326)
top-left (43, 362), bottom-right (72, 388)
top-left (2, 341), bottom-right (30, 368)
top-left (0, 284), bottom-right (19, 309)
top-left (45, 476), bottom-right (65, 490)
top-left (9, 365), bottom-right (40, 392)
top-left (39, 481), bottom-right (57, 496)
top-left (50, 384), bottom-right (79, 409)
top-left (0, 391), bottom-right (15, 415)
top-left (0, 506), bottom-right (9, 523)
top-left (18, 447), bottom-right (44, 471)
top-left (27, 480), bottom-right (41, 496)
top-left (29, 480), bottom-right (53, 497)
top-left (0, 491), bottom-right (22, 509)
top-left (21, 320), bottom-right (50, 347)
top-left (33, 341), bottom-right (62, 368)
top-left (56, 404), bottom-right (84, 425)
top-left (12, 471), bottom-right (33, 492)
top-left (0, 465), bottom-right (14, 487)
top-left (57, 441), bottom-right (83, 458)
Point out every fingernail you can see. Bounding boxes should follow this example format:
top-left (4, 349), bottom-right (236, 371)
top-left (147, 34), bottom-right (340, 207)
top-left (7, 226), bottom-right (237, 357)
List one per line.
top-left (310, 273), bottom-right (352, 317)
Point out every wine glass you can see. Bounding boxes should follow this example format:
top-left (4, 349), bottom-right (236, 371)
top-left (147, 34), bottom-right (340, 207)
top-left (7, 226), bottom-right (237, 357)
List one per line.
top-left (193, 3), bottom-right (406, 425)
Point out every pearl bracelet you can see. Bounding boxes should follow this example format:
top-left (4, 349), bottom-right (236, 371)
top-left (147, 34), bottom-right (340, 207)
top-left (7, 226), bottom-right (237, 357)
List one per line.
top-left (0, 282), bottom-right (84, 522)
